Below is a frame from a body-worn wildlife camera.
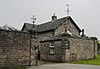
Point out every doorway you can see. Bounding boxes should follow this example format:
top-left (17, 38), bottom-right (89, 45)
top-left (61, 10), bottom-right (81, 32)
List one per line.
top-left (38, 51), bottom-right (40, 60)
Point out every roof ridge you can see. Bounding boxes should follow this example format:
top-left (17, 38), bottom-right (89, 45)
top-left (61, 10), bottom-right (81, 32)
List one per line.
top-left (24, 23), bottom-right (32, 24)
top-left (38, 16), bottom-right (68, 26)
top-left (38, 21), bottom-right (52, 26)
top-left (22, 16), bottom-right (81, 32)
top-left (24, 16), bottom-right (69, 26)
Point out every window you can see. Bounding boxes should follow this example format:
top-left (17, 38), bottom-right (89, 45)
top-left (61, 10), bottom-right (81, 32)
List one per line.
top-left (49, 42), bottom-right (55, 55)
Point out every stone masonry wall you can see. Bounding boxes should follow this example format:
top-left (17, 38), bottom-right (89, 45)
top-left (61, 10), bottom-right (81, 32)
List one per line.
top-left (55, 19), bottom-right (80, 37)
top-left (68, 19), bottom-right (80, 36)
top-left (38, 31), bottom-right (54, 41)
top-left (0, 29), bottom-right (31, 66)
top-left (30, 35), bottom-right (39, 65)
top-left (40, 36), bottom-right (97, 62)
top-left (40, 41), bottom-right (63, 62)
top-left (69, 37), bottom-right (97, 61)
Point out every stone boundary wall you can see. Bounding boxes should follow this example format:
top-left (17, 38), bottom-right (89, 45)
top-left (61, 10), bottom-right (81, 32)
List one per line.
top-left (40, 36), bottom-right (97, 62)
top-left (69, 37), bottom-right (97, 61)
top-left (0, 29), bottom-right (31, 66)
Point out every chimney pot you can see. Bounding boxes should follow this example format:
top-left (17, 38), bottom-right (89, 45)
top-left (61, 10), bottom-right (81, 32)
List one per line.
top-left (52, 13), bottom-right (57, 21)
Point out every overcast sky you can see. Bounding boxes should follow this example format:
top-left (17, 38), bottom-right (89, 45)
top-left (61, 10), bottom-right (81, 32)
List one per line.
top-left (0, 0), bottom-right (100, 39)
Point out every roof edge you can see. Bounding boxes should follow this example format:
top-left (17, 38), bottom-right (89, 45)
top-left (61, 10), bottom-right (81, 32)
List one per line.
top-left (68, 16), bottom-right (81, 32)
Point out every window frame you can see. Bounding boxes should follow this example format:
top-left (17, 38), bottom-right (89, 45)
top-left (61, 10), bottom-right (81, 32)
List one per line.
top-left (49, 42), bottom-right (55, 55)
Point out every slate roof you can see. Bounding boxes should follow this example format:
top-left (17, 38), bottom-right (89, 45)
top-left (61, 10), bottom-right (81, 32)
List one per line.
top-left (21, 16), bottom-right (81, 32)
top-left (40, 32), bottom-right (71, 42)
top-left (21, 23), bottom-right (33, 31)
top-left (37, 17), bottom-right (67, 32)
top-left (43, 34), bottom-right (62, 41)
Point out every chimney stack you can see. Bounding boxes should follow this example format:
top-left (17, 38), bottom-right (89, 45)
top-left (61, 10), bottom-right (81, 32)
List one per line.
top-left (81, 29), bottom-right (85, 37)
top-left (52, 13), bottom-right (57, 21)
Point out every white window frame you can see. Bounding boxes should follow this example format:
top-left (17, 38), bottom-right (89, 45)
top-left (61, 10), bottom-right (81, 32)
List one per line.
top-left (49, 42), bottom-right (55, 55)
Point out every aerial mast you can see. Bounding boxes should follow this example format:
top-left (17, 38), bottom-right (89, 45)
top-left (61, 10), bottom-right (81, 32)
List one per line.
top-left (31, 15), bottom-right (36, 27)
top-left (66, 4), bottom-right (70, 16)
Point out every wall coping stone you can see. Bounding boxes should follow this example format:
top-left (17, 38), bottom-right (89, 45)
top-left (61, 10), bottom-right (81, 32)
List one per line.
top-left (0, 29), bottom-right (29, 34)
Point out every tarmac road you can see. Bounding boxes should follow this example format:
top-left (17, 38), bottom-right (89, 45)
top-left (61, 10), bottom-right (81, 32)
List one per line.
top-left (27, 63), bottom-right (100, 69)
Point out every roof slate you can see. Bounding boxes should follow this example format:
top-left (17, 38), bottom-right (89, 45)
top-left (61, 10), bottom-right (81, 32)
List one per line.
top-left (37, 17), bottom-right (67, 32)
top-left (40, 32), bottom-right (71, 42)
top-left (22, 16), bottom-right (81, 32)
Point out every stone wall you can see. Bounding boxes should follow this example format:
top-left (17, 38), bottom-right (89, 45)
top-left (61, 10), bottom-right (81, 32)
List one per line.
top-left (30, 34), bottom-right (39, 65)
top-left (0, 29), bottom-right (36, 66)
top-left (38, 31), bottom-right (54, 41)
top-left (55, 19), bottom-right (80, 36)
top-left (69, 37), bottom-right (97, 61)
top-left (40, 41), bottom-right (63, 62)
top-left (68, 19), bottom-right (80, 36)
top-left (40, 36), bottom-right (97, 62)
top-left (97, 44), bottom-right (100, 54)
top-left (54, 22), bottom-right (65, 35)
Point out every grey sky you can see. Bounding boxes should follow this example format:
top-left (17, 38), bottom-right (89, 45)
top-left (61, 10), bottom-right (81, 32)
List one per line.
top-left (0, 0), bottom-right (100, 39)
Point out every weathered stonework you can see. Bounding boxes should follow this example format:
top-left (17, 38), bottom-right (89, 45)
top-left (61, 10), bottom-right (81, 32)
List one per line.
top-left (69, 37), bottom-right (97, 61)
top-left (40, 36), bottom-right (97, 62)
top-left (21, 16), bottom-right (98, 63)
top-left (0, 29), bottom-right (38, 66)
top-left (30, 34), bottom-right (39, 65)
top-left (38, 31), bottom-right (54, 41)
top-left (55, 19), bottom-right (80, 37)
top-left (40, 41), bottom-right (63, 62)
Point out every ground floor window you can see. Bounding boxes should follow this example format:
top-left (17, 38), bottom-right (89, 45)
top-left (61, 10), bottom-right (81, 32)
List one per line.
top-left (49, 42), bottom-right (55, 55)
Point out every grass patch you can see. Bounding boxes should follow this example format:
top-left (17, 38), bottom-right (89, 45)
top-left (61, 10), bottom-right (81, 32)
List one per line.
top-left (0, 66), bottom-right (26, 69)
top-left (70, 54), bottom-right (100, 65)
top-left (14, 66), bottom-right (26, 69)
top-left (16, 66), bottom-right (25, 69)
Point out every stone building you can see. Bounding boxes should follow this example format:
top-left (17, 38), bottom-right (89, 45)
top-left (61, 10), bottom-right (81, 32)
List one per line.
top-left (40, 33), bottom-right (97, 62)
top-left (22, 15), bottom-right (97, 62)
top-left (22, 15), bottom-right (81, 41)
top-left (0, 14), bottom-right (97, 66)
